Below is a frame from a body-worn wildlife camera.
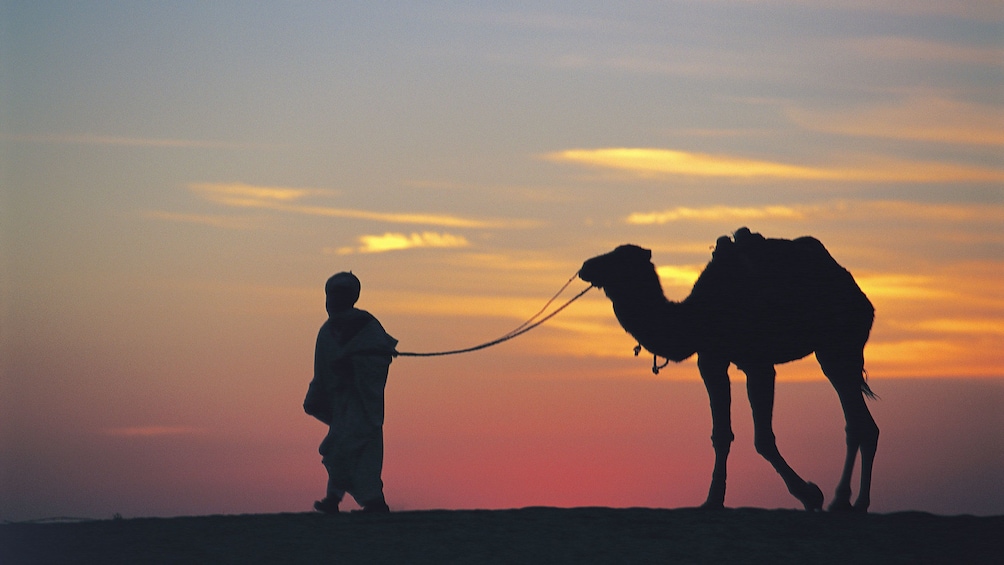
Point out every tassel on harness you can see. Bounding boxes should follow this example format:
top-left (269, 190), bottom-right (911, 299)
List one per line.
top-left (634, 343), bottom-right (670, 375)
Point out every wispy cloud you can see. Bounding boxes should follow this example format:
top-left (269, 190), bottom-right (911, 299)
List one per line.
top-left (189, 182), bottom-right (335, 203)
top-left (188, 182), bottom-right (530, 228)
top-left (846, 37), bottom-right (1004, 67)
top-left (915, 318), bottom-right (1004, 336)
top-left (856, 274), bottom-right (955, 301)
top-left (141, 210), bottom-right (259, 230)
top-left (864, 339), bottom-right (967, 377)
top-left (854, 200), bottom-right (1004, 223)
top-left (546, 148), bottom-right (1004, 182)
top-left (789, 96), bottom-right (1004, 146)
top-left (547, 148), bottom-right (833, 179)
top-left (628, 205), bottom-right (808, 225)
top-left (627, 200), bottom-right (1004, 226)
top-left (333, 232), bottom-right (471, 254)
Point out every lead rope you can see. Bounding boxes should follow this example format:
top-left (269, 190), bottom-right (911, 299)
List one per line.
top-left (395, 273), bottom-right (594, 357)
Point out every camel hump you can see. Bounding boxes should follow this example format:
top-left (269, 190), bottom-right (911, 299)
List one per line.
top-left (713, 229), bottom-right (829, 263)
top-left (707, 229), bottom-right (850, 286)
top-left (793, 235), bottom-right (825, 249)
top-left (734, 227), bottom-right (764, 244)
top-left (713, 227), bottom-right (765, 259)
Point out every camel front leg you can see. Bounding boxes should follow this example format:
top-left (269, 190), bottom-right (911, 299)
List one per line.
top-left (698, 355), bottom-right (733, 509)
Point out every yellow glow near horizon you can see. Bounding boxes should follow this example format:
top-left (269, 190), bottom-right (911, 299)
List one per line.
top-left (855, 274), bottom-right (954, 301)
top-left (370, 289), bottom-right (611, 320)
top-left (915, 318), bottom-right (1004, 336)
top-left (655, 265), bottom-right (703, 287)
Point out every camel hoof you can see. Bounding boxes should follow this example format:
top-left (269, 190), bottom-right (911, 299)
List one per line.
top-left (700, 500), bottom-right (726, 511)
top-left (827, 499), bottom-right (854, 512)
top-left (799, 482), bottom-right (824, 511)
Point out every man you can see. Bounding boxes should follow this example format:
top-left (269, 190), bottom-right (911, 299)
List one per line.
top-left (304, 272), bottom-right (398, 513)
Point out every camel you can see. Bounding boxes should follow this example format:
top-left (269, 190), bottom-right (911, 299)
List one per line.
top-left (579, 228), bottom-right (878, 512)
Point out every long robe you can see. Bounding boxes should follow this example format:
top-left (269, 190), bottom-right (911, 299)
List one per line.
top-left (304, 308), bottom-right (397, 504)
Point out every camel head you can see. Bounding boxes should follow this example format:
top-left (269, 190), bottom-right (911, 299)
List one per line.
top-left (579, 244), bottom-right (656, 294)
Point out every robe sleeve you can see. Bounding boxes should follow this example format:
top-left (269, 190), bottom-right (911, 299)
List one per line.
top-left (303, 324), bottom-right (336, 424)
top-left (345, 317), bottom-right (398, 428)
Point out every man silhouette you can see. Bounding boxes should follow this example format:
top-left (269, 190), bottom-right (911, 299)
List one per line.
top-left (304, 272), bottom-right (398, 513)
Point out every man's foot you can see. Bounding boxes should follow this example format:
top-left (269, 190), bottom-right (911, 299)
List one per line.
top-left (313, 497), bottom-right (340, 514)
top-left (353, 497), bottom-right (390, 513)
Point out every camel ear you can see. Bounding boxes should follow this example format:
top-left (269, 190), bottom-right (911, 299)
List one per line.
top-left (617, 244), bottom-right (652, 263)
top-left (632, 245), bottom-right (653, 262)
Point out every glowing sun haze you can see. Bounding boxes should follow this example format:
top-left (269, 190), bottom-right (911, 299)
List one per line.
top-left (2, 1), bottom-right (1002, 521)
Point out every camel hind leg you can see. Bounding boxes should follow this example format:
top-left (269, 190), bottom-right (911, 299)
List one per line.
top-left (817, 347), bottom-right (879, 512)
top-left (744, 365), bottom-right (824, 511)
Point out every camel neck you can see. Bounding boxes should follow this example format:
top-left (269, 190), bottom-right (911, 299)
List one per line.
top-left (609, 282), bottom-right (696, 363)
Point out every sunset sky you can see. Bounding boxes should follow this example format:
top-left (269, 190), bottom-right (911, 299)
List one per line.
top-left (2, 1), bottom-right (1002, 521)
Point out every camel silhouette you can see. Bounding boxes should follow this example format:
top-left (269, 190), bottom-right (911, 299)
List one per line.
top-left (579, 228), bottom-right (878, 512)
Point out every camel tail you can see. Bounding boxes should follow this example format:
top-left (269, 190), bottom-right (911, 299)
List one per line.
top-left (861, 369), bottom-right (878, 400)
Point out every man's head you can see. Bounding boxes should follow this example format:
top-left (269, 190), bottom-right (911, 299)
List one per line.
top-left (325, 271), bottom-right (361, 315)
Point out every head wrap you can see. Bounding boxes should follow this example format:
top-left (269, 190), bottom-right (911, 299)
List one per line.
top-left (325, 271), bottom-right (361, 312)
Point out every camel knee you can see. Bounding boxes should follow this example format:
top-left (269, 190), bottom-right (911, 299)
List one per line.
top-left (711, 432), bottom-right (734, 450)
top-left (847, 420), bottom-right (879, 452)
top-left (862, 425), bottom-right (878, 453)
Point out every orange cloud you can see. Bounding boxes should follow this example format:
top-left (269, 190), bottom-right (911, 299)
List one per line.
top-left (547, 148), bottom-right (833, 179)
top-left (546, 148), bottom-right (1004, 182)
top-left (335, 232), bottom-right (471, 254)
top-left (854, 274), bottom-right (954, 301)
top-left (915, 319), bottom-right (1004, 336)
top-left (189, 182), bottom-right (331, 202)
top-left (188, 182), bottom-right (530, 228)
top-left (861, 260), bottom-right (1004, 377)
top-left (628, 205), bottom-right (807, 224)
top-left (627, 200), bottom-right (1004, 226)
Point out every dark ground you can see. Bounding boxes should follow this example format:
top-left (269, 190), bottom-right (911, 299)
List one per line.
top-left (2, 507), bottom-right (1001, 564)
